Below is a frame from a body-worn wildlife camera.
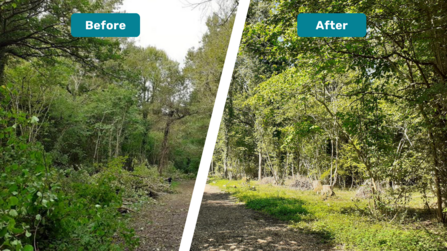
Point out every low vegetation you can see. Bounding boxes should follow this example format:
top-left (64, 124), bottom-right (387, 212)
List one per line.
top-left (210, 178), bottom-right (447, 251)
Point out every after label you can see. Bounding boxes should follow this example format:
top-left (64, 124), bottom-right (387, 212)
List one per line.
top-left (297, 13), bottom-right (366, 37)
top-left (316, 21), bottom-right (348, 30)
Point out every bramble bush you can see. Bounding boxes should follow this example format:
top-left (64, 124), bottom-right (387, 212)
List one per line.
top-left (0, 89), bottom-right (138, 250)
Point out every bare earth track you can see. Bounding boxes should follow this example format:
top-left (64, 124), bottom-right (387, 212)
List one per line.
top-left (131, 180), bottom-right (195, 251)
top-left (191, 184), bottom-right (335, 251)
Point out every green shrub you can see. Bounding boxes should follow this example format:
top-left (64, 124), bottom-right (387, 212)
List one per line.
top-left (0, 90), bottom-right (138, 250)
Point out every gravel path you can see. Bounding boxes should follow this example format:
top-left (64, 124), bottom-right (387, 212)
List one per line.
top-left (191, 184), bottom-right (335, 251)
top-left (131, 180), bottom-right (195, 251)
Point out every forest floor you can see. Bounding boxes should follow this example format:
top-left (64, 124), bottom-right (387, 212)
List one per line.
top-left (195, 179), bottom-right (447, 251)
top-left (130, 180), bottom-right (195, 251)
top-left (191, 184), bottom-right (336, 251)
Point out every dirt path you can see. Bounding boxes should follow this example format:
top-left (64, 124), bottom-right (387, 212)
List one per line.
top-left (191, 184), bottom-right (335, 251)
top-left (131, 180), bottom-right (195, 251)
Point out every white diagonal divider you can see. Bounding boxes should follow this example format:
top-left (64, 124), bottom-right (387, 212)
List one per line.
top-left (179, 1), bottom-right (250, 250)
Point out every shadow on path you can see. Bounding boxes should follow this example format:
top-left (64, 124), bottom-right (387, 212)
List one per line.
top-left (192, 185), bottom-right (336, 250)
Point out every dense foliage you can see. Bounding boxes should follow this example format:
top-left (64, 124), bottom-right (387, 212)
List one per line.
top-left (212, 0), bottom-right (447, 233)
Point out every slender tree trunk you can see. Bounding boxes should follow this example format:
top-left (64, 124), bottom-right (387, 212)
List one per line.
top-left (263, 158), bottom-right (266, 180)
top-left (296, 145), bottom-right (301, 177)
top-left (0, 51), bottom-right (7, 87)
top-left (115, 113), bottom-right (126, 158)
top-left (330, 138), bottom-right (334, 186)
top-left (158, 118), bottom-right (172, 175)
top-left (291, 160), bottom-right (294, 179)
top-left (351, 173), bottom-right (354, 189)
top-left (419, 105), bottom-right (445, 222)
top-left (108, 128), bottom-right (113, 159)
top-left (333, 136), bottom-right (339, 187)
top-left (433, 170), bottom-right (444, 222)
top-left (94, 113), bottom-right (106, 163)
top-left (258, 149), bottom-right (262, 181)
top-left (140, 120), bottom-right (150, 162)
top-left (428, 131), bottom-right (445, 222)
top-left (115, 128), bottom-right (121, 158)
top-left (223, 154), bottom-right (227, 178)
top-left (276, 148), bottom-right (284, 184)
top-left (94, 132), bottom-right (101, 162)
top-left (223, 128), bottom-right (229, 178)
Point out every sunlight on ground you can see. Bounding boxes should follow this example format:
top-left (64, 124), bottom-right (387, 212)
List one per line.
top-left (208, 178), bottom-right (447, 251)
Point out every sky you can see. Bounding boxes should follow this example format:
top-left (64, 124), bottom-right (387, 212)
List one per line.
top-left (119, 0), bottom-right (216, 66)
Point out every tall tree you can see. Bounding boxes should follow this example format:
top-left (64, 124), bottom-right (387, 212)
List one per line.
top-left (215, 0), bottom-right (447, 222)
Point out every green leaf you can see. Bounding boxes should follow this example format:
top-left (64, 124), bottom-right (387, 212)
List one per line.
top-left (24, 245), bottom-right (34, 251)
top-left (8, 197), bottom-right (19, 206)
top-left (9, 209), bottom-right (18, 217)
top-left (0, 228), bottom-right (7, 237)
top-left (30, 116), bottom-right (39, 124)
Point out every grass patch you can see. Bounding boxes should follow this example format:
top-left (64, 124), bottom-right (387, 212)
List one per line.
top-left (210, 178), bottom-right (447, 251)
top-left (171, 181), bottom-right (180, 189)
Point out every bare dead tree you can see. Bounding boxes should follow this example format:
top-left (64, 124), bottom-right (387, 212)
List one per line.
top-left (180, 0), bottom-right (238, 23)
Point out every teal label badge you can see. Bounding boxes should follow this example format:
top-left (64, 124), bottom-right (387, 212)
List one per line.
top-left (71, 13), bottom-right (140, 37)
top-left (297, 13), bottom-right (366, 37)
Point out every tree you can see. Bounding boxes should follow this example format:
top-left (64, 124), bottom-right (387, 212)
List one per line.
top-left (0, 0), bottom-right (122, 83)
top-left (215, 0), bottom-right (447, 222)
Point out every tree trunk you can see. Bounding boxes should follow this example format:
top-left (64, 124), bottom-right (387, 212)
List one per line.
top-left (258, 150), bottom-right (262, 181)
top-left (420, 105), bottom-right (445, 223)
top-left (158, 118), bottom-right (172, 175)
top-left (223, 128), bottom-right (229, 178)
top-left (0, 51), bottom-right (7, 86)
top-left (296, 146), bottom-right (301, 177)
top-left (433, 170), bottom-right (444, 222)
top-left (333, 136), bottom-right (339, 187)
top-left (330, 138), bottom-right (334, 186)
top-left (94, 113), bottom-right (107, 163)
top-left (223, 154), bottom-right (227, 178)
top-left (291, 160), bottom-right (294, 179)
top-left (108, 128), bottom-right (114, 159)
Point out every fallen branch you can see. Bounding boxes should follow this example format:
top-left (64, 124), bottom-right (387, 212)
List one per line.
top-left (118, 206), bottom-right (136, 214)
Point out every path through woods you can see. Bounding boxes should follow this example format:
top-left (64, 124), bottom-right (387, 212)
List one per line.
top-left (131, 180), bottom-right (195, 251)
top-left (192, 184), bottom-right (336, 251)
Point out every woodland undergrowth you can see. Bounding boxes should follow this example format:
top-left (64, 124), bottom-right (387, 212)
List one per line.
top-left (211, 178), bottom-right (447, 251)
top-left (0, 91), bottom-right (187, 250)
